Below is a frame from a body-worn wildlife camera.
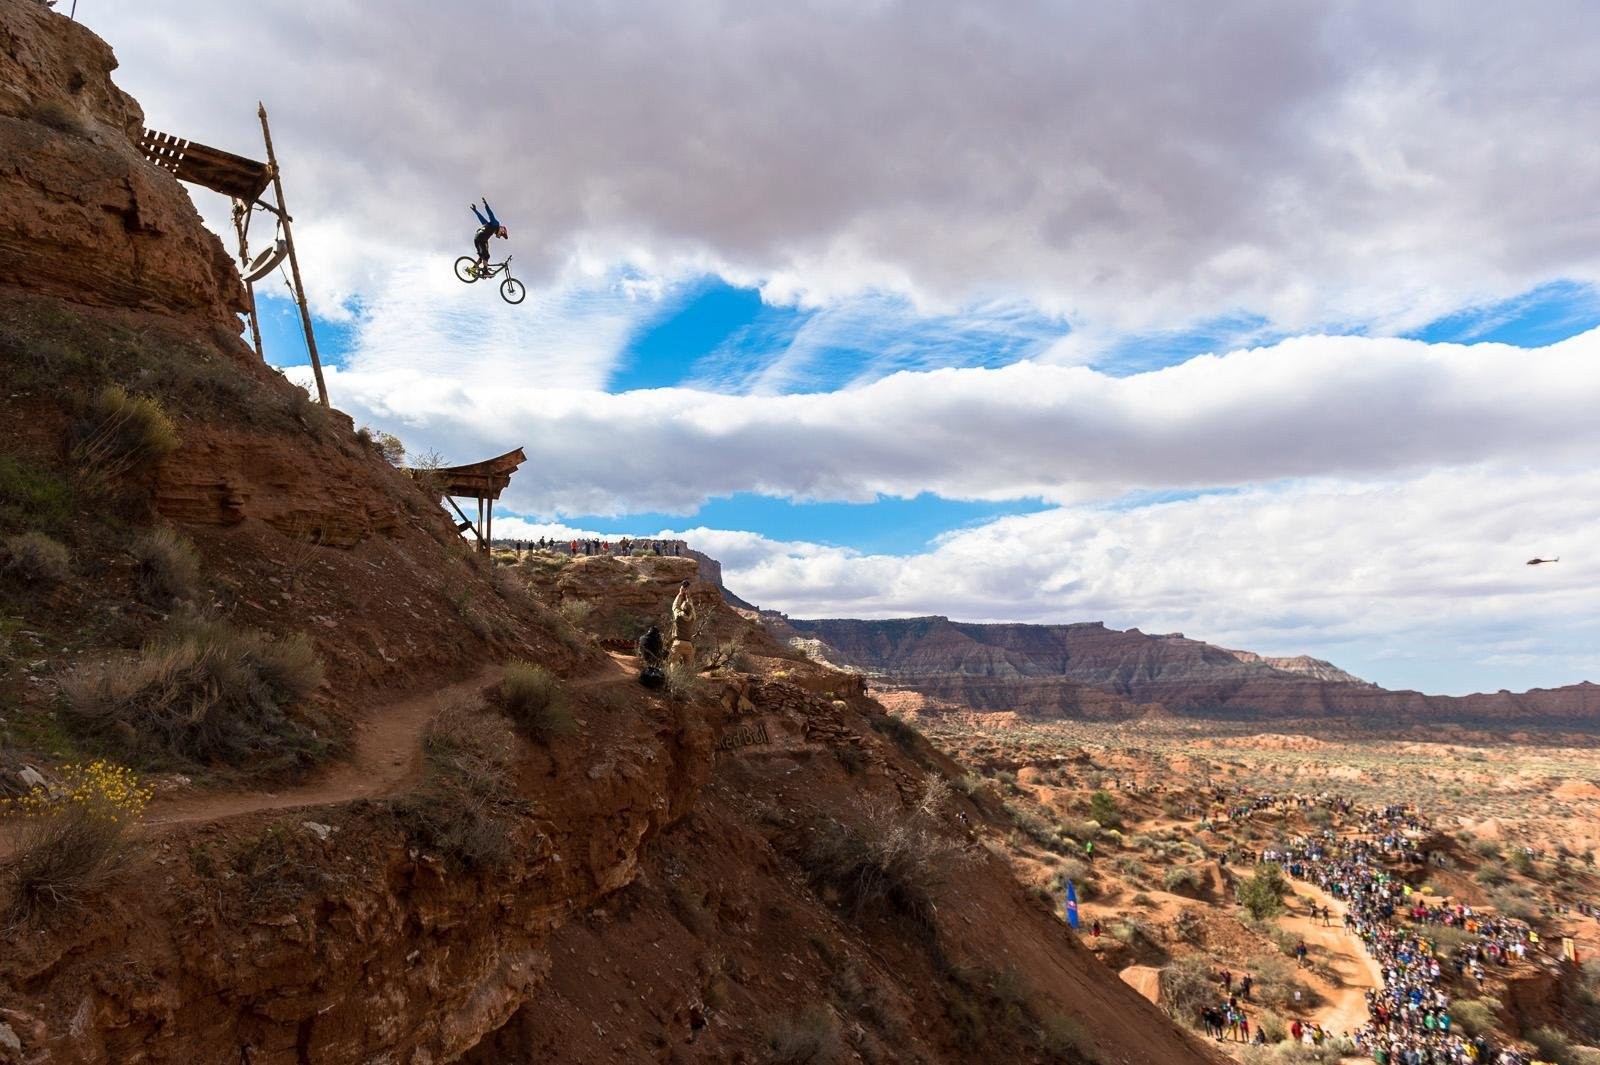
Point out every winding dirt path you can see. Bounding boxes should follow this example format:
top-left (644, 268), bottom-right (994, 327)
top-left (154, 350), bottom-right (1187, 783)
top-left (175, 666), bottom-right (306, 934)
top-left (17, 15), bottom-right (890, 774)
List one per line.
top-left (144, 662), bottom-right (508, 828)
top-left (1273, 881), bottom-right (1383, 1039)
top-left (3, 652), bottom-right (643, 855)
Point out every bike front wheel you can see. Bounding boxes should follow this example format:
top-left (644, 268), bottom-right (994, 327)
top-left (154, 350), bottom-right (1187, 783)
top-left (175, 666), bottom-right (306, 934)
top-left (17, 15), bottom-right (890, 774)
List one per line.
top-left (500, 277), bottom-right (527, 305)
top-left (454, 256), bottom-right (480, 283)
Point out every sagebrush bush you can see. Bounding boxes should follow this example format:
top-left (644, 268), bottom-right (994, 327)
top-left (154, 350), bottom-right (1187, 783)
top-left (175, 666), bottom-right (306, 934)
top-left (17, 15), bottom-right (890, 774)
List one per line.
top-left (765, 1007), bottom-right (842, 1065)
top-left (500, 661), bottom-right (575, 739)
top-left (130, 527), bottom-right (199, 605)
top-left (70, 385), bottom-right (180, 495)
top-left (558, 599), bottom-right (593, 627)
top-left (663, 658), bottom-right (702, 701)
top-left (61, 616), bottom-right (326, 772)
top-left (1, 761), bottom-right (150, 925)
top-left (4, 806), bottom-right (125, 924)
top-left (798, 783), bottom-right (964, 929)
top-left (3, 531), bottom-right (70, 585)
top-left (422, 699), bottom-right (514, 797)
top-left (393, 788), bottom-right (513, 872)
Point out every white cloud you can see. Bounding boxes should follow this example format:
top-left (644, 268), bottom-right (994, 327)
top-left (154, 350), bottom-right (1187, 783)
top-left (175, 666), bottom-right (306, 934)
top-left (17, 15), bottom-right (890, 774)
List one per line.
top-left (86, 1), bottom-right (1600, 340)
top-left (686, 467), bottom-right (1600, 696)
top-left (292, 328), bottom-right (1600, 518)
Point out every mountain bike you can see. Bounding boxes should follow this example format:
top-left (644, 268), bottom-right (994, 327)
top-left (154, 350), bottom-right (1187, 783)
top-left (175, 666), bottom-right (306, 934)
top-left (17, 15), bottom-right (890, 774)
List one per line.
top-left (454, 254), bottom-right (527, 305)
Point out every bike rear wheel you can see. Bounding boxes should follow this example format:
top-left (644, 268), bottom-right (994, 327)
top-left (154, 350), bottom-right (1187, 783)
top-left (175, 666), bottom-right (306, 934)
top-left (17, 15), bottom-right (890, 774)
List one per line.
top-left (454, 256), bottom-right (480, 283)
top-left (500, 277), bottom-right (527, 305)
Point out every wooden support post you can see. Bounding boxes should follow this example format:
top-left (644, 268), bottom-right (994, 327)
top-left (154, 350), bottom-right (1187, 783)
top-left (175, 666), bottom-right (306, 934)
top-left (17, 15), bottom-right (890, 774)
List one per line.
top-left (486, 497), bottom-right (493, 554)
top-left (258, 102), bottom-right (329, 408)
top-left (230, 201), bottom-right (265, 362)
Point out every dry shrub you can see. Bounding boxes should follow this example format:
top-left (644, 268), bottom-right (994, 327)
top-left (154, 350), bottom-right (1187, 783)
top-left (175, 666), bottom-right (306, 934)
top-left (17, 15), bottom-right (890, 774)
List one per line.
top-left (70, 385), bottom-right (180, 496)
top-left (358, 427), bottom-right (406, 465)
top-left (4, 806), bottom-right (125, 925)
top-left (61, 616), bottom-right (326, 772)
top-left (2, 761), bottom-right (148, 925)
top-left (499, 661), bottom-right (575, 739)
top-left (765, 1007), bottom-right (843, 1064)
top-left (558, 598), bottom-right (593, 628)
top-left (798, 779), bottom-right (965, 929)
top-left (663, 658), bottom-right (703, 701)
top-left (705, 638), bottom-right (752, 672)
top-left (1450, 998), bottom-right (1497, 1037)
top-left (1160, 954), bottom-right (1219, 1024)
top-left (3, 531), bottom-right (69, 585)
top-left (130, 526), bottom-right (199, 605)
top-left (669, 879), bottom-right (716, 937)
top-left (1039, 1014), bottom-right (1097, 1063)
top-left (395, 701), bottom-right (519, 872)
top-left (285, 384), bottom-right (328, 438)
top-left (422, 699), bottom-right (515, 796)
top-left (493, 567), bottom-right (531, 605)
top-left (228, 821), bottom-right (344, 911)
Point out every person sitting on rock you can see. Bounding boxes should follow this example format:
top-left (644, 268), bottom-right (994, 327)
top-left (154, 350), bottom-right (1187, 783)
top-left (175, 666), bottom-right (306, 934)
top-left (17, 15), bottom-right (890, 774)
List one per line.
top-left (637, 624), bottom-right (666, 668)
top-left (469, 197), bottom-right (508, 276)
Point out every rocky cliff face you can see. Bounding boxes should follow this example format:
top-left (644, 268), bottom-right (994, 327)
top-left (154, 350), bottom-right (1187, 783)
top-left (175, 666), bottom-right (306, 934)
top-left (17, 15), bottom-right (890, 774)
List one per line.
top-left (0, 0), bottom-right (245, 330)
top-left (779, 616), bottom-right (1600, 727)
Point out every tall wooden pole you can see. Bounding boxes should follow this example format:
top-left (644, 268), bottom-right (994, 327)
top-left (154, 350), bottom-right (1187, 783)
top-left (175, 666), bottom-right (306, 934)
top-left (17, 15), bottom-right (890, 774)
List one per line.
top-left (258, 102), bottom-right (329, 408)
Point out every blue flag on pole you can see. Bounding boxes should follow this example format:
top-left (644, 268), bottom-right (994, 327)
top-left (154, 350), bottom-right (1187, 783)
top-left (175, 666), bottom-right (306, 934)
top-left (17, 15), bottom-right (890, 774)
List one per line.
top-left (1065, 879), bottom-right (1079, 929)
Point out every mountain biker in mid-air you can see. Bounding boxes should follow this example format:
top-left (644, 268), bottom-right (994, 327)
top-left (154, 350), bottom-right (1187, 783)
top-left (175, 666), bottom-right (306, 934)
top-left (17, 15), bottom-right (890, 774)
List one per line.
top-left (470, 197), bottom-right (507, 277)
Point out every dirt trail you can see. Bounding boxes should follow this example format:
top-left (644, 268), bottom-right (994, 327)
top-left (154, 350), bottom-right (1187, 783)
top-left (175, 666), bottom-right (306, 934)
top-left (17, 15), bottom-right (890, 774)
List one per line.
top-left (144, 662), bottom-right (508, 828)
top-left (147, 654), bottom-right (639, 828)
top-left (1, 654), bottom-right (643, 857)
top-left (1273, 881), bottom-right (1383, 1039)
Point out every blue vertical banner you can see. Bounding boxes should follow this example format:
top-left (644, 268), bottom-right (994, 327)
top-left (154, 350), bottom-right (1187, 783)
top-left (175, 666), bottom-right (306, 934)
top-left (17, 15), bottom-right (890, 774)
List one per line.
top-left (1065, 879), bottom-right (1079, 929)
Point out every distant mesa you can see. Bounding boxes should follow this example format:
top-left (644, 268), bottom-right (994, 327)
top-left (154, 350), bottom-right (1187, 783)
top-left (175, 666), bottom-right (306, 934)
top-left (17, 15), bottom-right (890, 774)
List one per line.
top-left (756, 613), bottom-right (1598, 728)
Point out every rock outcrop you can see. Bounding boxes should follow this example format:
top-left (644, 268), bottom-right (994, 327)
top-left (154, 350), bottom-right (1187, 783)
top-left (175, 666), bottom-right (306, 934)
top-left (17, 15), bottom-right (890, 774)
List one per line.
top-left (776, 616), bottom-right (1600, 727)
top-left (0, 0), bottom-right (245, 331)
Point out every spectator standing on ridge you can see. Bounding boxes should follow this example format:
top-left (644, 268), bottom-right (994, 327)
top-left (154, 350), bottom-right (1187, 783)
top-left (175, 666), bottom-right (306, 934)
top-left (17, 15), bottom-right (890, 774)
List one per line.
top-left (671, 579), bottom-right (697, 645)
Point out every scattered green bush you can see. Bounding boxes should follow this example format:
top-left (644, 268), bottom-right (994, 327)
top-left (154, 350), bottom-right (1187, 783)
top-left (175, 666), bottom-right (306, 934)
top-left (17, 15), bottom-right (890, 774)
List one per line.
top-left (1237, 861), bottom-right (1290, 920)
top-left (0, 453), bottom-right (72, 533)
top-left (61, 616), bottom-right (326, 772)
top-left (3, 531), bottom-right (70, 585)
top-left (499, 661), bottom-right (575, 739)
top-left (1163, 864), bottom-right (1201, 893)
top-left (1088, 790), bottom-right (1121, 829)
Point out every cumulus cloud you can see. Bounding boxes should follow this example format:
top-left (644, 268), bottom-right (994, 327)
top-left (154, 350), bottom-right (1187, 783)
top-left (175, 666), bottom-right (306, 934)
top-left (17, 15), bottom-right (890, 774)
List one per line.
top-left (684, 467), bottom-right (1600, 696)
top-left (88, 1), bottom-right (1600, 338)
top-left (294, 327), bottom-right (1600, 517)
